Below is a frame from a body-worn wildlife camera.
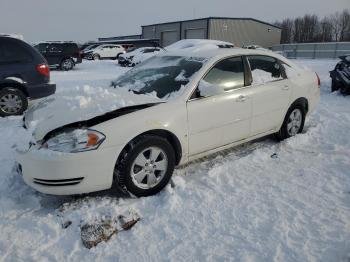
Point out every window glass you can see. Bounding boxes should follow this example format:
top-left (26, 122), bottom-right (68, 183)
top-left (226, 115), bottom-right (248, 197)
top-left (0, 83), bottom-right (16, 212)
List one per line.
top-left (48, 44), bottom-right (63, 53)
top-left (0, 41), bottom-right (32, 63)
top-left (248, 55), bottom-right (283, 85)
top-left (202, 56), bottom-right (245, 92)
top-left (112, 56), bottom-right (205, 99)
top-left (65, 44), bottom-right (78, 53)
top-left (34, 43), bottom-right (47, 53)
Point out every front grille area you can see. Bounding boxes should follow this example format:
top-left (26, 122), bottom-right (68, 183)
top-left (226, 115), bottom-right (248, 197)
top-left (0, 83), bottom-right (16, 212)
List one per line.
top-left (33, 177), bottom-right (84, 186)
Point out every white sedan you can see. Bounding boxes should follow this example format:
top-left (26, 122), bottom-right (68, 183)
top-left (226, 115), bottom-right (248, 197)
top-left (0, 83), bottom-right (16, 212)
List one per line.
top-left (16, 48), bottom-right (320, 197)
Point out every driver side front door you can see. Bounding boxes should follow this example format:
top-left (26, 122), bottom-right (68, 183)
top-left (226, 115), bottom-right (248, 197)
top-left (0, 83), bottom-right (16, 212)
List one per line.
top-left (187, 56), bottom-right (252, 157)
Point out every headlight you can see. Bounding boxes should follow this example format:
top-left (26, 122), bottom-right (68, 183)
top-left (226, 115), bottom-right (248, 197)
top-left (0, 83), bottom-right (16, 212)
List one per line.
top-left (42, 129), bottom-right (105, 153)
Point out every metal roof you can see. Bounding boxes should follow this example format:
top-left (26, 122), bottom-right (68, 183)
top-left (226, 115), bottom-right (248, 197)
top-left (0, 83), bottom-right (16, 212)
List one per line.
top-left (141, 17), bottom-right (281, 30)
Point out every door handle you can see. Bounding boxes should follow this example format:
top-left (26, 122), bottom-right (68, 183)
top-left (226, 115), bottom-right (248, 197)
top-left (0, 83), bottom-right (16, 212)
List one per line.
top-left (282, 85), bottom-right (289, 91)
top-left (236, 95), bottom-right (247, 102)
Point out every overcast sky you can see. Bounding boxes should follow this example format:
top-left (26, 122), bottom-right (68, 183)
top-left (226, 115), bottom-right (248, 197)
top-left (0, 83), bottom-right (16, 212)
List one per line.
top-left (0, 0), bottom-right (348, 43)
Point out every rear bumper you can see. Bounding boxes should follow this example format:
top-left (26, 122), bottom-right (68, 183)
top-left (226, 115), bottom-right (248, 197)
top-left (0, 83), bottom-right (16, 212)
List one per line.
top-left (26, 82), bottom-right (56, 99)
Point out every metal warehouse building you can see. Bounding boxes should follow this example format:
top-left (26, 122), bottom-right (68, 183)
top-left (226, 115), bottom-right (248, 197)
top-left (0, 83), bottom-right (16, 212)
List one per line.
top-left (142, 17), bottom-right (281, 48)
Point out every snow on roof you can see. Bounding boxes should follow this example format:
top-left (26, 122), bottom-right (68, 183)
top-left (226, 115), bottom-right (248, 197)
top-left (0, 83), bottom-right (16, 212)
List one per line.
top-left (165, 39), bottom-right (234, 50)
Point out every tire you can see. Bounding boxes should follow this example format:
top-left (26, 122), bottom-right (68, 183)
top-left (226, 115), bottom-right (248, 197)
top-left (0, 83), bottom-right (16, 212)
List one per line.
top-left (116, 135), bottom-right (176, 197)
top-left (276, 104), bottom-right (305, 140)
top-left (0, 87), bottom-right (28, 117)
top-left (60, 58), bottom-right (74, 71)
top-left (331, 79), bottom-right (339, 92)
top-left (93, 54), bottom-right (100, 60)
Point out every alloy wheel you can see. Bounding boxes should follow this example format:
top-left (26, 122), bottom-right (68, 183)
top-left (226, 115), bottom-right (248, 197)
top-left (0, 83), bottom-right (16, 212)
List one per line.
top-left (0, 94), bottom-right (23, 114)
top-left (287, 108), bottom-right (302, 136)
top-left (130, 146), bottom-right (168, 189)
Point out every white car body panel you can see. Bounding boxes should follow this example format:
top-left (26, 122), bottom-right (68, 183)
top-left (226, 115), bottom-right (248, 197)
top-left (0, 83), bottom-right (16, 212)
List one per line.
top-left (93, 44), bottom-right (125, 59)
top-left (16, 47), bottom-right (320, 195)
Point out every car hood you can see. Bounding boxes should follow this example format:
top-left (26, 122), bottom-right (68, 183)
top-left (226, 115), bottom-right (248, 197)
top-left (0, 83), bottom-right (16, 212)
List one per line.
top-left (24, 86), bottom-right (161, 141)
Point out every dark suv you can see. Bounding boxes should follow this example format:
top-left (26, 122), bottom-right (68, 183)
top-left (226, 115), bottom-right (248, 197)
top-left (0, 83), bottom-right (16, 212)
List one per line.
top-left (0, 36), bottom-right (56, 117)
top-left (34, 42), bottom-right (82, 71)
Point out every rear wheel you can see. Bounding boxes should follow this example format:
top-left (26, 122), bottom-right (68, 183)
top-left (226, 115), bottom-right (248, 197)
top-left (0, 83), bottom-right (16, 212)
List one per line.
top-left (115, 135), bottom-right (175, 197)
top-left (0, 88), bottom-right (27, 117)
top-left (276, 105), bottom-right (305, 140)
top-left (60, 58), bottom-right (74, 71)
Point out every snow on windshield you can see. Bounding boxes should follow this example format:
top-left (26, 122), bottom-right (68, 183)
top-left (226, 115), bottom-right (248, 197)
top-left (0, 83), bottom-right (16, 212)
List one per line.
top-left (112, 56), bottom-right (206, 99)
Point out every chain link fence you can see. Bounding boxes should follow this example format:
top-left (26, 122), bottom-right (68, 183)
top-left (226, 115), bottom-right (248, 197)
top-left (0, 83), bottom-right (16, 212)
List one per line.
top-left (271, 42), bottom-right (350, 59)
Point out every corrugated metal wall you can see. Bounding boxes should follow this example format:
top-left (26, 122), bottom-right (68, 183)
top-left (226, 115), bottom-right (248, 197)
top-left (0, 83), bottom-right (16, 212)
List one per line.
top-left (182, 19), bottom-right (208, 39)
top-left (209, 19), bottom-right (281, 48)
top-left (142, 23), bottom-right (181, 46)
top-left (271, 42), bottom-right (350, 59)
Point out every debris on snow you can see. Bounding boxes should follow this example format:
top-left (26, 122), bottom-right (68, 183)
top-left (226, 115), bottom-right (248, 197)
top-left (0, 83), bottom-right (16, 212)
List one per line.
top-left (81, 220), bottom-right (118, 249)
top-left (62, 220), bottom-right (72, 229)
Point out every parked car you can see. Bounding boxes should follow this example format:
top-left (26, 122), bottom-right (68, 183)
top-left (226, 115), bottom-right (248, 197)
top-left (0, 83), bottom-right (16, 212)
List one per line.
top-left (242, 45), bottom-right (266, 50)
top-left (16, 47), bottom-right (320, 197)
top-left (0, 36), bottom-right (56, 117)
top-left (118, 47), bottom-right (162, 67)
top-left (330, 55), bottom-right (350, 95)
top-left (34, 42), bottom-right (82, 71)
top-left (81, 44), bottom-right (101, 59)
top-left (84, 44), bottom-right (125, 60)
top-left (119, 39), bottom-right (234, 67)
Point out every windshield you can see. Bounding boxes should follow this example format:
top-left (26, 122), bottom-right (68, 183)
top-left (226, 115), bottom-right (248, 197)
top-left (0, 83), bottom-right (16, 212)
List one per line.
top-left (84, 44), bottom-right (99, 51)
top-left (112, 56), bottom-right (206, 99)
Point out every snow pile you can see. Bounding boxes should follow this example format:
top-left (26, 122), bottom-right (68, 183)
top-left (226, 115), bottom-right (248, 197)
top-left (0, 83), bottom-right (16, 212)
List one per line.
top-left (24, 86), bottom-right (160, 137)
top-left (251, 69), bottom-right (282, 85)
top-left (198, 80), bottom-right (225, 97)
top-left (0, 59), bottom-right (349, 261)
top-left (166, 39), bottom-right (234, 50)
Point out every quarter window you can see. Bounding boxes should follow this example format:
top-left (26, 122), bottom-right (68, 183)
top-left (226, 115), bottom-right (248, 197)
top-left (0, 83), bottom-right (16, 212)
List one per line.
top-left (202, 56), bottom-right (245, 92)
top-left (247, 55), bottom-right (284, 85)
top-left (0, 41), bottom-right (32, 63)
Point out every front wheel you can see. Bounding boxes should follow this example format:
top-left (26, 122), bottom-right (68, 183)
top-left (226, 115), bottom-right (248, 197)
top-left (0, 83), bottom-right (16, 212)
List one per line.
top-left (116, 135), bottom-right (175, 197)
top-left (276, 106), bottom-right (305, 140)
top-left (93, 54), bottom-right (100, 60)
top-left (0, 87), bottom-right (28, 117)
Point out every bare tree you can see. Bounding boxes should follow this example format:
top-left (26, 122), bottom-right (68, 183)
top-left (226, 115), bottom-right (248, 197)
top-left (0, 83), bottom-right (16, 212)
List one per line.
top-left (339, 9), bottom-right (350, 41)
top-left (275, 9), bottom-right (350, 43)
top-left (318, 17), bottom-right (333, 42)
top-left (275, 19), bottom-right (294, 43)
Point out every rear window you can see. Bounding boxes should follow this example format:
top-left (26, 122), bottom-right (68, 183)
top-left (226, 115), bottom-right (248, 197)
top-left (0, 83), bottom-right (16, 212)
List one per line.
top-left (64, 44), bottom-right (79, 53)
top-left (0, 41), bottom-right (33, 63)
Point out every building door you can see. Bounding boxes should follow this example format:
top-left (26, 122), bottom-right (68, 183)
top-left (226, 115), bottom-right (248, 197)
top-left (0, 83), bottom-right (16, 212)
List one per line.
top-left (161, 31), bottom-right (178, 47)
top-left (185, 28), bottom-right (206, 39)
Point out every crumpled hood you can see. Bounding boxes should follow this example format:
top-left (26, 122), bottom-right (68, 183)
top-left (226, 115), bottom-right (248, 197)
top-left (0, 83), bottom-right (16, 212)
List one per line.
top-left (25, 85), bottom-right (161, 141)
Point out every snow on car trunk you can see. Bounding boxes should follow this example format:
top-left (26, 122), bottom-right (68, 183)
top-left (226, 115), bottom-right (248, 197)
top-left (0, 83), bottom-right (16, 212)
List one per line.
top-left (0, 59), bottom-right (349, 261)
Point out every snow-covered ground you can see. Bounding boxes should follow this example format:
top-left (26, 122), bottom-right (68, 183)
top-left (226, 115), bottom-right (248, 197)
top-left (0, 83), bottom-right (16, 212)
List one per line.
top-left (0, 59), bottom-right (349, 262)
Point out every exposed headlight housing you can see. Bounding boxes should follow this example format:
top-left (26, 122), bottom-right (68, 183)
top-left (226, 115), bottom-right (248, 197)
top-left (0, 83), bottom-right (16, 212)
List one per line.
top-left (41, 129), bottom-right (105, 153)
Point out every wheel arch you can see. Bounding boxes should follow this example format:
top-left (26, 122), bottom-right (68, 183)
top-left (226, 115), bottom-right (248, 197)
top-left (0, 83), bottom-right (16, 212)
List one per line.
top-left (117, 129), bottom-right (183, 167)
top-left (290, 97), bottom-right (309, 113)
top-left (0, 81), bottom-right (28, 97)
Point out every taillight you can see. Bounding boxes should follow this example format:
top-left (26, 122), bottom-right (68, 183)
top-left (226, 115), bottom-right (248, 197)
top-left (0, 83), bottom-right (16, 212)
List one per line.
top-left (316, 73), bottom-right (320, 88)
top-left (36, 63), bottom-right (50, 77)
